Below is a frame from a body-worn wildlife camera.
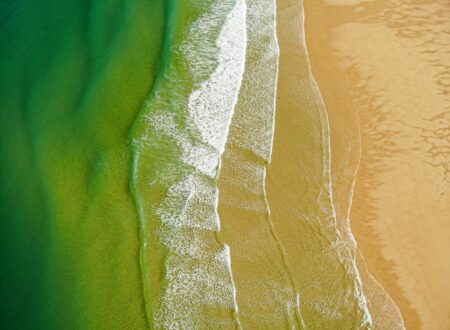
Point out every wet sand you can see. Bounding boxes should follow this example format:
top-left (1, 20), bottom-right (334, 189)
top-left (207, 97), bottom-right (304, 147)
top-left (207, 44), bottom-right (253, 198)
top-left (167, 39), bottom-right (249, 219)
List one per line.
top-left (304, 0), bottom-right (450, 328)
top-left (219, 0), bottom-right (397, 327)
top-left (217, 0), bottom-right (297, 327)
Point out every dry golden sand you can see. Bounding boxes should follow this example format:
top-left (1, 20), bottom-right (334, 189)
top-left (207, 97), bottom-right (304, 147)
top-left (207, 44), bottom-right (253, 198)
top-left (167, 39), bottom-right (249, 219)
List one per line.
top-left (304, 0), bottom-right (450, 328)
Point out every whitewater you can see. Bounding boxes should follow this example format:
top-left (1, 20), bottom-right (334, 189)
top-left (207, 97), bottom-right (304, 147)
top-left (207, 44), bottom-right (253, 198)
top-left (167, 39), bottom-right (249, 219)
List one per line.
top-left (129, 0), bottom-right (405, 328)
top-left (131, 0), bottom-right (246, 328)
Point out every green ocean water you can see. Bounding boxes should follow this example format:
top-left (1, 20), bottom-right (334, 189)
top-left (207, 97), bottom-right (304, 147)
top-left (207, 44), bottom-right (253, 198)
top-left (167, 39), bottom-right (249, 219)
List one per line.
top-left (1, 0), bottom-right (168, 328)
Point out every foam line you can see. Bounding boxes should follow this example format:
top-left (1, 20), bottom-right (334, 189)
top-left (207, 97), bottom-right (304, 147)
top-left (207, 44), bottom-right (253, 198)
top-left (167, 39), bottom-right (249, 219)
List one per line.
top-left (299, 0), bottom-right (373, 326)
top-left (152, 0), bottom-right (247, 328)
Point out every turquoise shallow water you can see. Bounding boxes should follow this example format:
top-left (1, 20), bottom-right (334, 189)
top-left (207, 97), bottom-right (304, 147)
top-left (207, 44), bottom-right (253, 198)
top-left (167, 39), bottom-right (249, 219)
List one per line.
top-left (1, 0), bottom-right (166, 328)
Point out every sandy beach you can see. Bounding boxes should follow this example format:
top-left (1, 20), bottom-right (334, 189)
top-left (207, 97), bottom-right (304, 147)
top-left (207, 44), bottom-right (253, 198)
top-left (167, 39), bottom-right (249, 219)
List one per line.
top-left (304, 0), bottom-right (450, 328)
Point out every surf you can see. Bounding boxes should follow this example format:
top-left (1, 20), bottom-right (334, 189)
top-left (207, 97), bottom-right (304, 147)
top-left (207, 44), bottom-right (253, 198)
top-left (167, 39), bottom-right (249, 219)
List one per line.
top-left (130, 0), bottom-right (246, 328)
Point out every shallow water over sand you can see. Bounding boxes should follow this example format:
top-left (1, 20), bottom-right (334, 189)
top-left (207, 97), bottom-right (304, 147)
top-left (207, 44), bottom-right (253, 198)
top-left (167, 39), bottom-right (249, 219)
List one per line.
top-left (304, 0), bottom-right (450, 328)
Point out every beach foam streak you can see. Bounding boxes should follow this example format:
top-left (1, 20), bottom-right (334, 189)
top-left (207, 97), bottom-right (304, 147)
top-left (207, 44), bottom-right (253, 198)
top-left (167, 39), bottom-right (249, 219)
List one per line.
top-left (131, 0), bottom-right (247, 328)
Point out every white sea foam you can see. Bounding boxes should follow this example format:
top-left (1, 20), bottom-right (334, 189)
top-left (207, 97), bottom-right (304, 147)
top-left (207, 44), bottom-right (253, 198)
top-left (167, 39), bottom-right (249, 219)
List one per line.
top-left (222, 244), bottom-right (241, 328)
top-left (218, 0), bottom-right (280, 214)
top-left (226, 1), bottom-right (280, 162)
top-left (148, 0), bottom-right (247, 328)
top-left (185, 0), bottom-right (247, 163)
top-left (156, 174), bottom-right (219, 231)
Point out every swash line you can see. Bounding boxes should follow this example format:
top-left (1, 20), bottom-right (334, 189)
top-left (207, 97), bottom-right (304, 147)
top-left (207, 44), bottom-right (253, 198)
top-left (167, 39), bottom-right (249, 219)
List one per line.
top-left (344, 72), bottom-right (406, 329)
top-left (300, 0), bottom-right (373, 327)
top-left (129, 1), bottom-right (177, 328)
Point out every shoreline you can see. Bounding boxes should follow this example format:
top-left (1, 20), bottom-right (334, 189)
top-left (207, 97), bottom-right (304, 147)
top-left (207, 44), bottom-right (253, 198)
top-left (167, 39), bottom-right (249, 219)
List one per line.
top-left (303, 0), bottom-right (450, 328)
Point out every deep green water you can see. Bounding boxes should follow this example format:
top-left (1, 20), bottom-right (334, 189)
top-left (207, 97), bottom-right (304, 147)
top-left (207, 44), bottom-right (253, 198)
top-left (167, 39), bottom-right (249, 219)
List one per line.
top-left (1, 0), bottom-right (167, 328)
